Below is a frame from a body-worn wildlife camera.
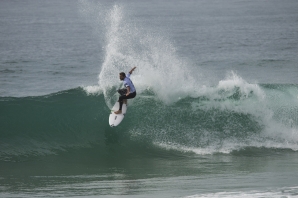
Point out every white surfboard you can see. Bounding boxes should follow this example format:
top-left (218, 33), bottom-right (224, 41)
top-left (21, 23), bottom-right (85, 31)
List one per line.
top-left (109, 102), bottom-right (127, 127)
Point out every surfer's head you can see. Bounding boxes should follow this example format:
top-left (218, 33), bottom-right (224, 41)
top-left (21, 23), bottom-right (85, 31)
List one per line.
top-left (119, 72), bottom-right (126, 80)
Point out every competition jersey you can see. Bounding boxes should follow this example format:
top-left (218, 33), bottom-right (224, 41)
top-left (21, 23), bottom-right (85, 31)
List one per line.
top-left (123, 73), bottom-right (136, 93)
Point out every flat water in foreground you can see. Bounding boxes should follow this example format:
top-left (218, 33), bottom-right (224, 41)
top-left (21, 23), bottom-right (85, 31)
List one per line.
top-left (1, 147), bottom-right (298, 197)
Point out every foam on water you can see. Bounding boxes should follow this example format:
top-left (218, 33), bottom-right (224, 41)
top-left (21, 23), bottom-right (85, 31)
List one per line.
top-left (185, 186), bottom-right (298, 198)
top-left (82, 85), bottom-right (102, 95)
top-left (133, 72), bottom-right (298, 154)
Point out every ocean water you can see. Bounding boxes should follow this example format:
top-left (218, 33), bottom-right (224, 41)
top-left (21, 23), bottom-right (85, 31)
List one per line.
top-left (1, 0), bottom-right (298, 197)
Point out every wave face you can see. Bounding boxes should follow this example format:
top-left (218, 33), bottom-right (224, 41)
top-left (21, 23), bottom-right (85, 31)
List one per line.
top-left (2, 2), bottom-right (298, 161)
top-left (0, 88), bottom-right (106, 160)
top-left (1, 2), bottom-right (298, 161)
top-left (1, 82), bottom-right (298, 161)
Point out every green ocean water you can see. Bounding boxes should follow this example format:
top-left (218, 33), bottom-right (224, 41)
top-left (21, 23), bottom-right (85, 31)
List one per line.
top-left (1, 84), bottom-right (298, 197)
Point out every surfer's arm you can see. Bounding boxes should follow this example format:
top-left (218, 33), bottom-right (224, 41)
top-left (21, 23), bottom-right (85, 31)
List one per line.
top-left (129, 67), bottom-right (136, 74)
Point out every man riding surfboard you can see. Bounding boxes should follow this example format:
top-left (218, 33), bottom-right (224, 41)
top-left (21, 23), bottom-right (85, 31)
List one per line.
top-left (114, 67), bottom-right (137, 114)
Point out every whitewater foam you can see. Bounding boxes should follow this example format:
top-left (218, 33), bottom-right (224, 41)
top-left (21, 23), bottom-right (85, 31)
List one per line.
top-left (184, 186), bottom-right (298, 198)
top-left (82, 85), bottom-right (102, 95)
top-left (153, 141), bottom-right (235, 155)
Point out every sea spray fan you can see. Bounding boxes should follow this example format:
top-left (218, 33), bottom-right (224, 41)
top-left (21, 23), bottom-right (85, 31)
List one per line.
top-left (80, 1), bottom-right (202, 105)
top-left (79, 1), bottom-right (126, 107)
top-left (79, 3), bottom-right (200, 106)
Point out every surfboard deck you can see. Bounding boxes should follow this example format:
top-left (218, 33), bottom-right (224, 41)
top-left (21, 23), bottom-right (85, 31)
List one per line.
top-left (109, 102), bottom-right (127, 127)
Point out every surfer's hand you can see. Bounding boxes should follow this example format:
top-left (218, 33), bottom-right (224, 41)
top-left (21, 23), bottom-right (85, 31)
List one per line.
top-left (129, 67), bottom-right (136, 74)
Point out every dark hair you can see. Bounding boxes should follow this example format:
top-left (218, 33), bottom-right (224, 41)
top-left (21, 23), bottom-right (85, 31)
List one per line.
top-left (119, 72), bottom-right (126, 77)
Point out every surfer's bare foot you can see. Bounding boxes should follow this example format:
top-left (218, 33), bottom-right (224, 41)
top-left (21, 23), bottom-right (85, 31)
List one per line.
top-left (114, 110), bottom-right (122, 114)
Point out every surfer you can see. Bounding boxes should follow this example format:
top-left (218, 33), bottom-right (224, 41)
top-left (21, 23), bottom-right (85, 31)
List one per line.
top-left (114, 67), bottom-right (137, 114)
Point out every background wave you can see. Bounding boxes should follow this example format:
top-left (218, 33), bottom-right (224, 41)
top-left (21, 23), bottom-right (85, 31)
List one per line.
top-left (1, 82), bottom-right (298, 161)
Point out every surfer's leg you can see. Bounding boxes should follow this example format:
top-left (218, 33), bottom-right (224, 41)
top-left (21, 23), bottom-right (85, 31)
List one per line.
top-left (115, 92), bottom-right (136, 114)
top-left (115, 96), bottom-right (124, 114)
top-left (124, 92), bottom-right (136, 103)
top-left (115, 94), bottom-right (127, 113)
top-left (119, 95), bottom-right (125, 110)
top-left (119, 93), bottom-right (134, 109)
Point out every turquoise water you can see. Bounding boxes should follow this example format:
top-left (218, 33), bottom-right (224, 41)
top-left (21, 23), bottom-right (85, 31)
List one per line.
top-left (1, 85), bottom-right (298, 197)
top-left (1, 0), bottom-right (298, 197)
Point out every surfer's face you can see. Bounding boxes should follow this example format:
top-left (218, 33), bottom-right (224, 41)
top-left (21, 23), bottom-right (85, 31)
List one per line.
top-left (119, 74), bottom-right (125, 81)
